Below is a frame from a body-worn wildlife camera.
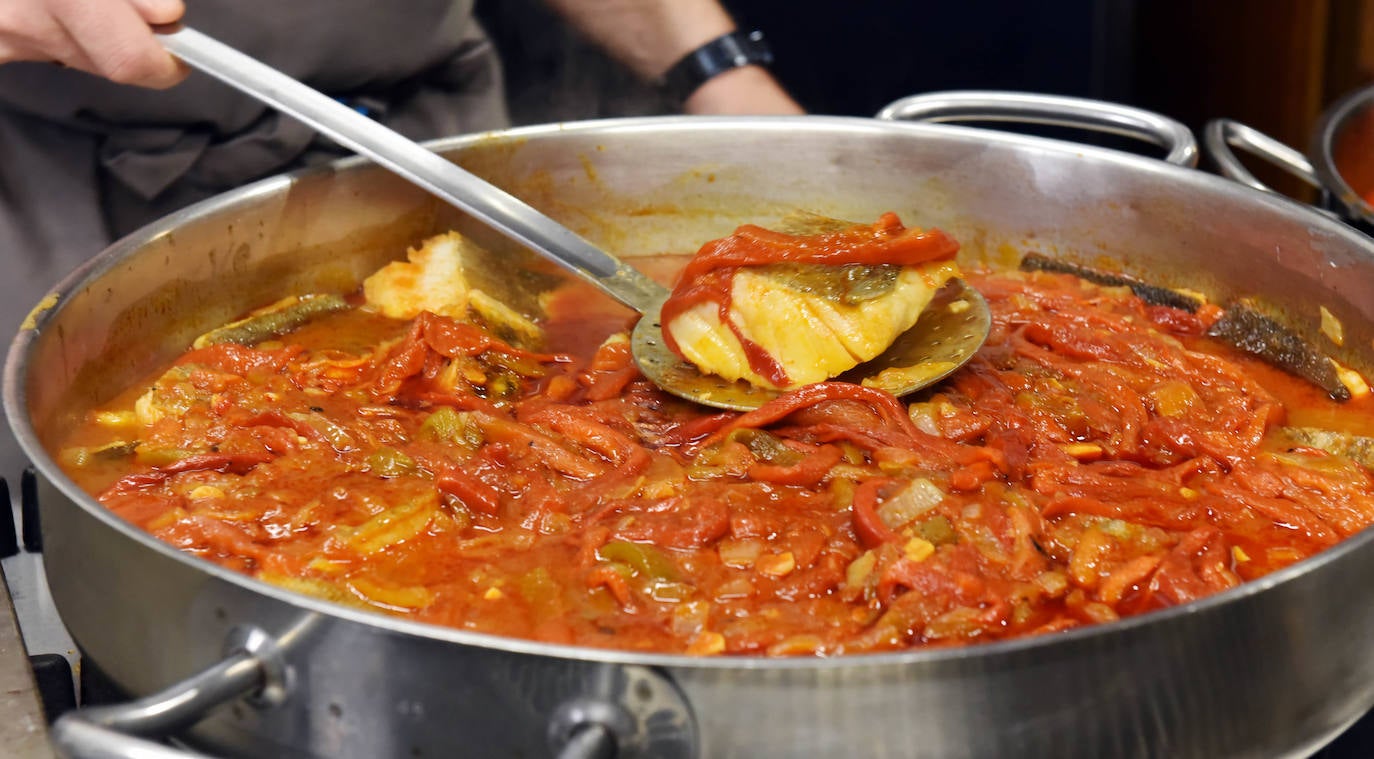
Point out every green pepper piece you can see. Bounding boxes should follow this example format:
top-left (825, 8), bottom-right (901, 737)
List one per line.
top-left (598, 540), bottom-right (680, 582)
top-left (917, 515), bottom-right (957, 545)
top-left (419, 407), bottom-right (484, 449)
top-left (367, 447), bottom-right (416, 477)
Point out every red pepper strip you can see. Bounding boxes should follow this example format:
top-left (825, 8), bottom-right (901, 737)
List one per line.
top-left (372, 313), bottom-right (569, 398)
top-left (370, 321), bottom-right (430, 397)
top-left (948, 459), bottom-right (997, 492)
top-left (701, 382), bottom-right (922, 450)
top-left (101, 471), bottom-right (173, 496)
top-left (175, 343), bottom-right (302, 375)
top-left (233, 411), bottom-right (320, 440)
top-left (520, 404), bottom-right (652, 473)
top-left (676, 212), bottom-right (960, 283)
top-left (1141, 528), bottom-right (1238, 608)
top-left (748, 444), bottom-right (844, 486)
top-left (851, 477), bottom-right (900, 548)
top-left (1039, 495), bottom-right (1203, 531)
top-left (436, 468), bottom-right (503, 516)
top-left (412, 391), bottom-right (504, 416)
top-left (105, 494), bottom-right (183, 528)
top-left (586, 565), bottom-right (635, 610)
top-left (583, 334), bottom-right (638, 401)
top-left (472, 411), bottom-right (606, 480)
top-left (584, 365), bottom-right (642, 402)
top-left (418, 312), bottom-right (566, 363)
top-left (607, 496), bottom-right (731, 550)
top-left (162, 451), bottom-right (274, 475)
top-left (101, 451), bottom-right (275, 498)
top-left (168, 515), bottom-right (269, 564)
top-left (658, 411), bottom-right (735, 450)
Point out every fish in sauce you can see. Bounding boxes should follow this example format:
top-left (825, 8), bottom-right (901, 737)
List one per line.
top-left (56, 226), bottom-right (1374, 656)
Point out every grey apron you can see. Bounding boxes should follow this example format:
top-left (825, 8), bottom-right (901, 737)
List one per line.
top-left (0, 0), bottom-right (508, 486)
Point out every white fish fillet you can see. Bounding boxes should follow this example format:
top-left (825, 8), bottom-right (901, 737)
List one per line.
top-left (667, 260), bottom-right (960, 389)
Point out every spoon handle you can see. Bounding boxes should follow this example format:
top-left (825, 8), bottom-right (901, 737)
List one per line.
top-left (157, 26), bottom-right (666, 313)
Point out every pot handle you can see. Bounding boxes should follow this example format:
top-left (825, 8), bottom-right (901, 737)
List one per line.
top-left (876, 90), bottom-right (1199, 167)
top-left (49, 625), bottom-right (688, 759)
top-left (1203, 118), bottom-right (1322, 194)
top-left (48, 626), bottom-right (286, 759)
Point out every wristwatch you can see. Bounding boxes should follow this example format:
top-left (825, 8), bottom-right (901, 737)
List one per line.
top-left (658, 30), bottom-right (775, 104)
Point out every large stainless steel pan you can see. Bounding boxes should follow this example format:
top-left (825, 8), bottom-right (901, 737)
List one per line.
top-left (10, 93), bottom-right (1374, 759)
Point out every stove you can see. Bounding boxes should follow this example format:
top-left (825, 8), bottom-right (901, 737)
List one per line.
top-left (4, 468), bottom-right (1374, 758)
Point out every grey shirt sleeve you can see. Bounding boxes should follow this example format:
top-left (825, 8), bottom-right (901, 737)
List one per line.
top-left (0, 0), bottom-right (507, 485)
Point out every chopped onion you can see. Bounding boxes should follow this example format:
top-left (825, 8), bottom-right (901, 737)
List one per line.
top-left (877, 477), bottom-right (945, 529)
top-left (907, 402), bottom-right (942, 436)
top-left (671, 599), bottom-right (711, 637)
top-left (717, 538), bottom-right (766, 569)
top-left (1320, 305), bottom-right (1345, 347)
top-left (845, 550), bottom-right (877, 589)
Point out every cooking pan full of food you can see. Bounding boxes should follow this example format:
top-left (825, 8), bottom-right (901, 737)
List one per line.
top-left (10, 91), bottom-right (1374, 758)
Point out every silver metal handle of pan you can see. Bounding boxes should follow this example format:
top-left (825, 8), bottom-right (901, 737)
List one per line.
top-left (876, 90), bottom-right (1200, 168)
top-left (48, 626), bottom-right (288, 759)
top-left (47, 624), bottom-right (692, 759)
top-left (1203, 118), bottom-right (1324, 194)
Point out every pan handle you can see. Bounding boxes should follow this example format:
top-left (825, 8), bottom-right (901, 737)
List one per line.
top-left (1203, 118), bottom-right (1323, 194)
top-left (876, 90), bottom-right (1199, 167)
top-left (48, 626), bottom-right (287, 759)
top-left (49, 624), bottom-right (688, 759)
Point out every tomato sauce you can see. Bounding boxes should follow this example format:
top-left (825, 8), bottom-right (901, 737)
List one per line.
top-left (58, 263), bottom-right (1374, 656)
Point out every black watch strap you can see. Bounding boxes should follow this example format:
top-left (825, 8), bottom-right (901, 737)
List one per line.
top-left (658, 30), bottom-right (774, 104)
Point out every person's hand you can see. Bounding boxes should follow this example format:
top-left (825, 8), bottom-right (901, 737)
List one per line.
top-left (0, 0), bottom-right (187, 88)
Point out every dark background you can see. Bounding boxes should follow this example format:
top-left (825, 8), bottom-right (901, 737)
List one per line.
top-left (478, 1), bottom-right (1133, 122)
top-left (478, 0), bottom-right (1374, 198)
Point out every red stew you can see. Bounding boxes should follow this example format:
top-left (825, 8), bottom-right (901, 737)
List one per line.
top-left (60, 264), bottom-right (1374, 656)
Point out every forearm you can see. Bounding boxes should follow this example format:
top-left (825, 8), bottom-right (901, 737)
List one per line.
top-left (541, 0), bottom-right (735, 80)
top-left (543, 0), bottom-right (803, 114)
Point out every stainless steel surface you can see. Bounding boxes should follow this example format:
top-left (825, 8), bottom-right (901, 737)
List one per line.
top-left (51, 650), bottom-right (262, 759)
top-left (49, 625), bottom-right (292, 759)
top-left (876, 90), bottom-right (1200, 167)
top-left (10, 112), bottom-right (1374, 758)
top-left (1203, 118), bottom-right (1323, 193)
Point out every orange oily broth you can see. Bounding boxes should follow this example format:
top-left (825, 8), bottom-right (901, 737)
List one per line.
top-left (54, 261), bottom-right (1374, 656)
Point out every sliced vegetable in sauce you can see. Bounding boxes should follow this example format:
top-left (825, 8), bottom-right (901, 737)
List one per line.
top-left (56, 234), bottom-right (1374, 657)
